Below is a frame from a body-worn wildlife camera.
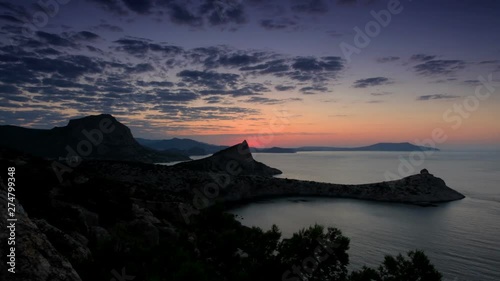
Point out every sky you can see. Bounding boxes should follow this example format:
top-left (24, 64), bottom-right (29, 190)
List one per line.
top-left (0, 0), bottom-right (499, 148)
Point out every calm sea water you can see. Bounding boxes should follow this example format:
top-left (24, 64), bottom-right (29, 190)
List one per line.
top-left (229, 151), bottom-right (500, 281)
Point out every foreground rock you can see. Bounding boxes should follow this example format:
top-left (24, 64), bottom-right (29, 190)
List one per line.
top-left (0, 184), bottom-right (82, 281)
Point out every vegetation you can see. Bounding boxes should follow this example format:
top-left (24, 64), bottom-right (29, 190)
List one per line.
top-left (89, 206), bottom-right (442, 281)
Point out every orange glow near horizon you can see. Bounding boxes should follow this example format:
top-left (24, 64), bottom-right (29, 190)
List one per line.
top-left (83, 86), bottom-right (500, 149)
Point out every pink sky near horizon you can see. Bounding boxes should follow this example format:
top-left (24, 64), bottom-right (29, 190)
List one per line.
top-left (1, 0), bottom-right (500, 150)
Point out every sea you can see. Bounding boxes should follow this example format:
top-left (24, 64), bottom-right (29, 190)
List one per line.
top-left (226, 151), bottom-right (500, 281)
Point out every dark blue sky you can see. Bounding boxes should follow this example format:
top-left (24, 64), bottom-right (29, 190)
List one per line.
top-left (0, 0), bottom-right (499, 147)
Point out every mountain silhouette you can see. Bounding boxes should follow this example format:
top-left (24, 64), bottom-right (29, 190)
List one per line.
top-left (173, 140), bottom-right (282, 176)
top-left (0, 114), bottom-right (189, 163)
top-left (136, 137), bottom-right (228, 156)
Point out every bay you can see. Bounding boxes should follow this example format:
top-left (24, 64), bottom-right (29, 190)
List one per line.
top-left (230, 151), bottom-right (500, 281)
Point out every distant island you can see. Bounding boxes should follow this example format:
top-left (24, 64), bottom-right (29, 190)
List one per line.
top-left (296, 142), bottom-right (440, 152)
top-left (250, 147), bottom-right (297, 153)
top-left (138, 137), bottom-right (439, 155)
top-left (136, 137), bottom-right (228, 156)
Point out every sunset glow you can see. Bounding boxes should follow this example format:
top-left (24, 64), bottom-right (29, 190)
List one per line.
top-left (1, 0), bottom-right (499, 149)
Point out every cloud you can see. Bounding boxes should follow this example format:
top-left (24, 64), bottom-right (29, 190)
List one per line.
top-left (71, 31), bottom-right (100, 41)
top-left (35, 48), bottom-right (62, 56)
top-left (0, 84), bottom-right (22, 95)
top-left (127, 63), bottom-right (155, 73)
top-left (0, 14), bottom-right (23, 24)
top-left (299, 85), bottom-right (328, 94)
top-left (122, 0), bottom-right (153, 14)
top-left (370, 92), bottom-right (393, 96)
top-left (243, 97), bottom-right (302, 105)
top-left (0, 110), bottom-right (70, 127)
top-left (203, 96), bottom-right (229, 104)
top-left (155, 89), bottom-right (199, 103)
top-left (242, 97), bottom-right (285, 105)
top-left (266, 56), bottom-right (346, 82)
top-left (353, 77), bottom-right (392, 88)
top-left (151, 105), bottom-right (260, 121)
top-left (41, 78), bottom-right (87, 88)
top-left (414, 60), bottom-right (466, 76)
top-left (200, 0), bottom-right (247, 26)
top-left (177, 70), bottom-right (240, 90)
top-left (149, 42), bottom-right (183, 55)
top-left (167, 3), bottom-right (202, 26)
top-left (0, 51), bottom-right (18, 63)
top-left (336, 0), bottom-right (357, 5)
top-left (410, 54), bottom-right (437, 62)
top-left (86, 0), bottom-right (128, 14)
top-left (21, 55), bottom-right (103, 79)
top-left (376, 56), bottom-right (400, 63)
top-left (36, 31), bottom-right (75, 47)
top-left (188, 46), bottom-right (227, 68)
top-left (290, 0), bottom-right (329, 14)
top-left (113, 38), bottom-right (152, 56)
top-left (85, 0), bottom-right (251, 27)
top-left (240, 59), bottom-right (290, 74)
top-left (242, 96), bottom-right (302, 105)
top-left (417, 94), bottom-right (459, 101)
top-left (463, 79), bottom-right (480, 86)
top-left (0, 27), bottom-right (347, 130)
top-left (189, 46), bottom-right (266, 70)
top-left (113, 37), bottom-right (183, 57)
top-left (216, 53), bottom-right (262, 68)
top-left (0, 1), bottom-right (29, 17)
top-left (275, 85), bottom-right (295, 91)
top-left (292, 56), bottom-right (343, 72)
top-left (136, 80), bottom-right (174, 87)
top-left (479, 60), bottom-right (499, 65)
top-left (198, 83), bottom-right (268, 97)
top-left (0, 63), bottom-right (39, 84)
top-left (91, 23), bottom-right (124, 32)
top-left (431, 78), bottom-right (458, 84)
top-left (260, 18), bottom-right (297, 30)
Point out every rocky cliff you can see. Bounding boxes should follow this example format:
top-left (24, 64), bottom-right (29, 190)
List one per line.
top-left (0, 114), bottom-right (189, 163)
